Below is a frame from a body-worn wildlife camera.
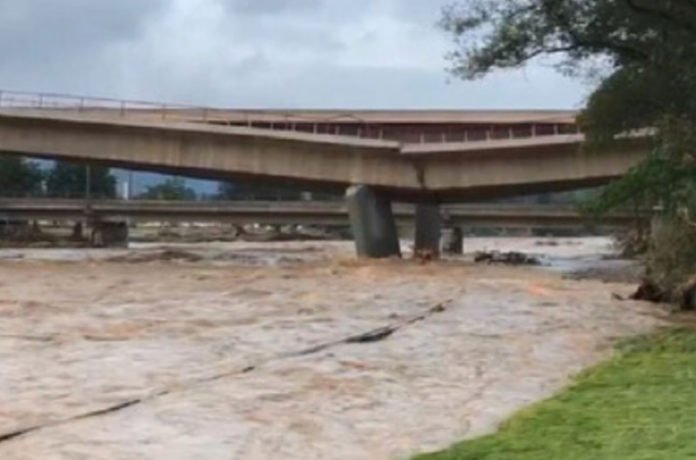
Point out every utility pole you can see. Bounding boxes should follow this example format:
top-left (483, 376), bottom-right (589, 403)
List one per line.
top-left (84, 164), bottom-right (92, 233)
top-left (85, 164), bottom-right (91, 202)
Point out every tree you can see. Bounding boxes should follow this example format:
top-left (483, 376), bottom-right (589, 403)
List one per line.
top-left (46, 162), bottom-right (117, 198)
top-left (216, 181), bottom-right (340, 201)
top-left (216, 181), bottom-right (303, 201)
top-left (442, 1), bottom-right (696, 208)
top-left (216, 181), bottom-right (243, 200)
top-left (138, 177), bottom-right (197, 200)
top-left (442, 1), bottom-right (696, 296)
top-left (0, 157), bottom-right (44, 197)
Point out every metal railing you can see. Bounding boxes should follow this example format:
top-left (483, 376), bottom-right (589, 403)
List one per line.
top-left (0, 89), bottom-right (230, 123)
top-left (0, 89), bottom-right (581, 143)
top-left (0, 89), bottom-right (407, 125)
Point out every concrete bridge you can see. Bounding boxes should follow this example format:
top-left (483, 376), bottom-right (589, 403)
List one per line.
top-left (0, 91), bottom-right (650, 257)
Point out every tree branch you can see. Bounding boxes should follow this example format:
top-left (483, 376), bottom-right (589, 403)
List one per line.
top-left (540, 1), bottom-right (649, 61)
top-left (625, 0), bottom-right (696, 34)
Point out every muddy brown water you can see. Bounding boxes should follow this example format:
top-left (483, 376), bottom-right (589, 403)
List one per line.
top-left (0, 238), bottom-right (665, 459)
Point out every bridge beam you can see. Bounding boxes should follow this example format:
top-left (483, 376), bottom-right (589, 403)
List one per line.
top-left (346, 185), bottom-right (401, 258)
top-left (414, 203), bottom-right (442, 258)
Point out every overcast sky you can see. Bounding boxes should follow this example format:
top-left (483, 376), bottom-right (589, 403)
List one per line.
top-left (1, 0), bottom-right (589, 110)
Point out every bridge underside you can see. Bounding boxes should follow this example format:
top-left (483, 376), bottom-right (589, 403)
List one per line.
top-left (0, 149), bottom-right (617, 203)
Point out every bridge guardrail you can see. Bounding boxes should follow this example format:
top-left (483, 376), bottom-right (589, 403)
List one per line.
top-left (0, 89), bottom-right (581, 143)
top-left (0, 90), bottom-right (399, 126)
top-left (0, 89), bottom-right (217, 123)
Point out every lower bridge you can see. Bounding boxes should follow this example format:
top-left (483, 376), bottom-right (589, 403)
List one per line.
top-left (0, 198), bottom-right (642, 230)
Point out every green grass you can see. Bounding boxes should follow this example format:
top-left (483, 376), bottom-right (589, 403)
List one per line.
top-left (414, 328), bottom-right (696, 460)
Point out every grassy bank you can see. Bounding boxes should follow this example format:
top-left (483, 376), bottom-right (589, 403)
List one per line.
top-left (415, 328), bottom-right (696, 460)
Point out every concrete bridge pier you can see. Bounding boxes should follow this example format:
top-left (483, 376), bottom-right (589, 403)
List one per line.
top-left (442, 227), bottom-right (464, 255)
top-left (90, 221), bottom-right (129, 248)
top-left (414, 203), bottom-right (442, 258)
top-left (346, 185), bottom-right (401, 258)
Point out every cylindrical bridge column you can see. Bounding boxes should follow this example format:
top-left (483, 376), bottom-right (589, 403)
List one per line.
top-left (442, 227), bottom-right (463, 255)
top-left (346, 185), bottom-right (401, 258)
top-left (414, 203), bottom-right (442, 258)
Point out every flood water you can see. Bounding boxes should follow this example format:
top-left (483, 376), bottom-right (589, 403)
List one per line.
top-left (0, 238), bottom-right (666, 459)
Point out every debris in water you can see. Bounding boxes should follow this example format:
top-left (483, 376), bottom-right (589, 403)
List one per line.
top-left (474, 251), bottom-right (541, 266)
top-left (535, 240), bottom-right (559, 247)
top-left (107, 249), bottom-right (204, 263)
top-left (414, 248), bottom-right (436, 264)
top-left (629, 279), bottom-right (669, 303)
top-left (345, 326), bottom-right (396, 344)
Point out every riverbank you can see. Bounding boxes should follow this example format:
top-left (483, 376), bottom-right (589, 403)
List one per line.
top-left (414, 327), bottom-right (696, 459)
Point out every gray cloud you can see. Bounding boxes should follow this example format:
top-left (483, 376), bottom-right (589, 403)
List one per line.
top-left (0, 0), bottom-right (587, 108)
top-left (0, 1), bottom-right (166, 58)
top-left (0, 0), bottom-right (167, 95)
top-left (221, 0), bottom-right (322, 15)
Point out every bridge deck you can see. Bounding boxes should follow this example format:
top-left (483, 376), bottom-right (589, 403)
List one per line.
top-left (0, 91), bottom-right (648, 202)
